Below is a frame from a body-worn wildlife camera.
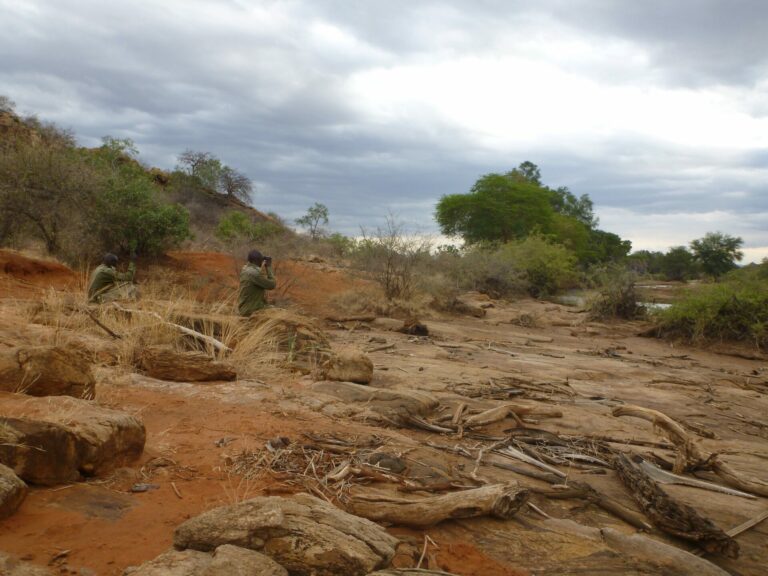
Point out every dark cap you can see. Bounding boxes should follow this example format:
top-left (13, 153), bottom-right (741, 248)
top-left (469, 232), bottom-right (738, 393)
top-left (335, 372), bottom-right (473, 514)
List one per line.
top-left (247, 249), bottom-right (264, 264)
top-left (103, 253), bottom-right (118, 267)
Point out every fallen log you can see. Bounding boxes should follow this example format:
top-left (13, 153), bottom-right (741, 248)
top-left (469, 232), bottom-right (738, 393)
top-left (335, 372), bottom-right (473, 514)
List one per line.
top-left (348, 483), bottom-right (529, 528)
top-left (614, 453), bottom-right (738, 558)
top-left (613, 404), bottom-right (768, 497)
top-left (136, 346), bottom-right (237, 382)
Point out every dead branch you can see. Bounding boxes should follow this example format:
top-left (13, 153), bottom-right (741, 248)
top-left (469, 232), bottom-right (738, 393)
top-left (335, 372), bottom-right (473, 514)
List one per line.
top-left (614, 453), bottom-right (738, 558)
top-left (348, 483), bottom-right (529, 528)
top-left (613, 404), bottom-right (768, 497)
top-left (112, 304), bottom-right (231, 353)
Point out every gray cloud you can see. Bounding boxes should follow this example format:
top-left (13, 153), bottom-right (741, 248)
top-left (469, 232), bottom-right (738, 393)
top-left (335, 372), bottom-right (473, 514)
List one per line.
top-left (1, 0), bottom-right (767, 259)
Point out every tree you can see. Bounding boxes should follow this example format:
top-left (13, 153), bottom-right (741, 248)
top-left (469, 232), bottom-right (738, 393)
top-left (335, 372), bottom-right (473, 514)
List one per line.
top-left (660, 246), bottom-right (698, 281)
top-left (0, 95), bottom-right (16, 113)
top-left (690, 232), bottom-right (743, 279)
top-left (177, 150), bottom-right (223, 190)
top-left (436, 173), bottom-right (554, 243)
top-left (219, 166), bottom-right (252, 202)
top-left (295, 202), bottom-right (329, 240)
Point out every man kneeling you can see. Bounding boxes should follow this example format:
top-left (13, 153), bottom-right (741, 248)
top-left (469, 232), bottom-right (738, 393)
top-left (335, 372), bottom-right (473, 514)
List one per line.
top-left (87, 253), bottom-right (138, 303)
top-left (238, 249), bottom-right (276, 316)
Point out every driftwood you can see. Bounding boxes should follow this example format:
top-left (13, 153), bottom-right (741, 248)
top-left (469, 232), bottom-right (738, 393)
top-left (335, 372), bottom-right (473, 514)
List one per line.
top-left (464, 404), bottom-right (562, 429)
top-left (348, 483), bottom-right (528, 528)
top-left (425, 441), bottom-right (645, 529)
top-left (726, 507), bottom-right (768, 537)
top-left (613, 405), bottom-right (768, 497)
top-left (136, 346), bottom-right (237, 382)
top-left (614, 453), bottom-right (738, 558)
top-left (637, 459), bottom-right (756, 499)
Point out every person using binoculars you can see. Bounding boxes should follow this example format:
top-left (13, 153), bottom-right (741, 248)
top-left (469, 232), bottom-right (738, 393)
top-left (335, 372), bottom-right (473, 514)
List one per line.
top-left (238, 249), bottom-right (276, 316)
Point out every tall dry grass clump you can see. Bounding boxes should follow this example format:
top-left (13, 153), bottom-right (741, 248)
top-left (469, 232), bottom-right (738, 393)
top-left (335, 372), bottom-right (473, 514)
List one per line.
top-left (229, 308), bottom-right (331, 378)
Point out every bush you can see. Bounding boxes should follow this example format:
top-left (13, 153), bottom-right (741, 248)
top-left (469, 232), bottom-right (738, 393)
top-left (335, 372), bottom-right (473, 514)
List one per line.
top-left (463, 235), bottom-right (578, 298)
top-left (588, 270), bottom-right (645, 320)
top-left (352, 217), bottom-right (432, 300)
top-left (215, 211), bottom-right (282, 243)
top-left (656, 275), bottom-right (768, 349)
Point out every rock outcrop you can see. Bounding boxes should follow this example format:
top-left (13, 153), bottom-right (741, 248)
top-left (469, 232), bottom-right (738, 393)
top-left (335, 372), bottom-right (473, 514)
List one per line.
top-left (0, 345), bottom-right (95, 398)
top-left (0, 392), bottom-right (145, 485)
top-left (174, 493), bottom-right (398, 576)
top-left (0, 463), bottom-right (27, 519)
top-left (124, 545), bottom-right (288, 576)
top-left (319, 349), bottom-right (373, 384)
top-left (0, 552), bottom-right (53, 576)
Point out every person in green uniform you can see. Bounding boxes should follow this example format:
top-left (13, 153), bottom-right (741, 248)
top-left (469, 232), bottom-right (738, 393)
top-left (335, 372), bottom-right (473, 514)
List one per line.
top-left (87, 253), bottom-right (137, 303)
top-left (238, 249), bottom-right (277, 316)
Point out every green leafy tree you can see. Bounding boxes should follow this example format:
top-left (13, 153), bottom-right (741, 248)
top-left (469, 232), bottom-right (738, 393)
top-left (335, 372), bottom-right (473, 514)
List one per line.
top-left (436, 173), bottom-right (554, 243)
top-left (295, 202), bottom-right (329, 240)
top-left (661, 246), bottom-right (698, 281)
top-left (690, 232), bottom-right (744, 279)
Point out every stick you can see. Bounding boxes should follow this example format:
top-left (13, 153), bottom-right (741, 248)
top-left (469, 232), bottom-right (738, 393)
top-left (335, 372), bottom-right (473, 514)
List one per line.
top-left (494, 445), bottom-right (567, 478)
top-left (726, 508), bottom-right (768, 538)
top-left (348, 483), bottom-right (529, 528)
top-left (366, 343), bottom-right (396, 353)
top-left (83, 308), bottom-right (122, 339)
top-left (171, 482), bottom-right (182, 499)
top-left (451, 403), bottom-right (467, 426)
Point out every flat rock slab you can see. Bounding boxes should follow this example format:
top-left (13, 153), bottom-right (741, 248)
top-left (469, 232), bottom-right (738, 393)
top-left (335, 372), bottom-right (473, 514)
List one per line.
top-left (0, 552), bottom-right (53, 576)
top-left (174, 493), bottom-right (398, 576)
top-left (0, 345), bottom-right (95, 398)
top-left (0, 463), bottom-right (27, 520)
top-left (125, 545), bottom-right (288, 576)
top-left (311, 380), bottom-right (438, 422)
top-left (136, 346), bottom-right (237, 382)
top-left (0, 392), bottom-right (145, 485)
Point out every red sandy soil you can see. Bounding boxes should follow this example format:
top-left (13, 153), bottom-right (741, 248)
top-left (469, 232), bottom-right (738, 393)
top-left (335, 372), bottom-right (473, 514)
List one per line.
top-left (0, 250), bottom-right (77, 298)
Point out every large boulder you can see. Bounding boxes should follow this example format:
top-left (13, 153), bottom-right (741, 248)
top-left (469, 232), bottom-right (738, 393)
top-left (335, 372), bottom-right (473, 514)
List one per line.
top-left (136, 346), bottom-right (237, 382)
top-left (319, 349), bottom-right (373, 384)
top-left (0, 463), bottom-right (27, 519)
top-left (0, 345), bottom-right (95, 398)
top-left (0, 392), bottom-right (145, 485)
top-left (124, 546), bottom-right (288, 576)
top-left (174, 493), bottom-right (398, 576)
top-left (311, 381), bottom-right (438, 423)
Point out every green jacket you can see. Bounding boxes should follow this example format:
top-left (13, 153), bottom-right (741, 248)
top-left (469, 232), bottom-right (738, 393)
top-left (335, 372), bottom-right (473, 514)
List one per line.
top-left (87, 262), bottom-right (135, 302)
top-left (238, 262), bottom-right (276, 316)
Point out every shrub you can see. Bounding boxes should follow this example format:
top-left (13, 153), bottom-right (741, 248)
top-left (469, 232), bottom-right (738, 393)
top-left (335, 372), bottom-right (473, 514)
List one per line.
top-left (588, 270), bottom-right (645, 320)
top-left (353, 216), bottom-right (432, 300)
top-left (656, 276), bottom-right (768, 349)
top-left (215, 211), bottom-right (283, 243)
top-left (463, 235), bottom-right (578, 298)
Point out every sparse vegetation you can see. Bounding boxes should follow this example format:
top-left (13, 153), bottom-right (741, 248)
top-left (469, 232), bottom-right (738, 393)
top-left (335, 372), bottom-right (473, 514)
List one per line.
top-left (587, 269), bottom-right (645, 320)
top-left (655, 263), bottom-right (768, 349)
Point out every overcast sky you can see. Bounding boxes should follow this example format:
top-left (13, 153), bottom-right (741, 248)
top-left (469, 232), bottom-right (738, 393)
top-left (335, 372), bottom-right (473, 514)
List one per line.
top-left (2, 0), bottom-right (767, 261)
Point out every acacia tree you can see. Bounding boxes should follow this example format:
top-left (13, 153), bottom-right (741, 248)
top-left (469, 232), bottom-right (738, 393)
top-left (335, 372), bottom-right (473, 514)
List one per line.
top-left (219, 166), bottom-right (253, 202)
top-left (295, 202), bottom-right (329, 240)
top-left (690, 232), bottom-right (743, 279)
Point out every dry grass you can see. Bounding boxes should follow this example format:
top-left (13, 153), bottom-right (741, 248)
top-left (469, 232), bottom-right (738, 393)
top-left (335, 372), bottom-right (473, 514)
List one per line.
top-left (329, 286), bottom-right (430, 319)
top-left (229, 308), bottom-right (331, 378)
